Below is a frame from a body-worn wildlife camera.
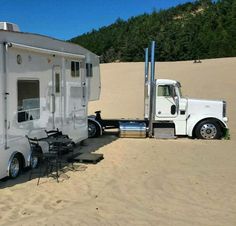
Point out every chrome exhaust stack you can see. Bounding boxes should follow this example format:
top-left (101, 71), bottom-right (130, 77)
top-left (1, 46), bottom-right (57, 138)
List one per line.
top-left (144, 48), bottom-right (149, 120)
top-left (148, 41), bottom-right (156, 137)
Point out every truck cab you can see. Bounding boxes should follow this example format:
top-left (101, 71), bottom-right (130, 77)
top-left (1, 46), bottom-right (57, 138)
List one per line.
top-left (154, 79), bottom-right (228, 139)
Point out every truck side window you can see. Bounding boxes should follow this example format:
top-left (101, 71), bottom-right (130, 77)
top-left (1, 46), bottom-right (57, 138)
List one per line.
top-left (17, 80), bottom-right (40, 122)
top-left (86, 63), bottom-right (93, 77)
top-left (157, 85), bottom-right (172, 97)
top-left (71, 61), bottom-right (80, 77)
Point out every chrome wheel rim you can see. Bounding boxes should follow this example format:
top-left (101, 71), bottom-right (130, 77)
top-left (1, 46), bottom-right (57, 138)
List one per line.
top-left (10, 157), bottom-right (20, 178)
top-left (88, 123), bottom-right (96, 138)
top-left (200, 123), bottom-right (217, 139)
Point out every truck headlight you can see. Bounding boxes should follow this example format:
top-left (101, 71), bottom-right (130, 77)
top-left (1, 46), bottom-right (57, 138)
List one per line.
top-left (223, 101), bottom-right (227, 117)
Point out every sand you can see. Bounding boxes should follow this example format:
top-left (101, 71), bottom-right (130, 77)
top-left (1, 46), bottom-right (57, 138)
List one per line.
top-left (0, 58), bottom-right (236, 226)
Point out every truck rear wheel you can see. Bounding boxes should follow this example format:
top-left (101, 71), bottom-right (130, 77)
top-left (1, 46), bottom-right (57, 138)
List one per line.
top-left (195, 120), bottom-right (222, 139)
top-left (88, 121), bottom-right (100, 138)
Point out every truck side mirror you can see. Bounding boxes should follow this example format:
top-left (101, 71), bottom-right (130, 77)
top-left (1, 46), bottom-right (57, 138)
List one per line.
top-left (171, 86), bottom-right (177, 98)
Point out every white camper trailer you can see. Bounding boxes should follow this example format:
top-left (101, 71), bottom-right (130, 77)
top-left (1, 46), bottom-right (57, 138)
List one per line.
top-left (0, 22), bottom-right (101, 179)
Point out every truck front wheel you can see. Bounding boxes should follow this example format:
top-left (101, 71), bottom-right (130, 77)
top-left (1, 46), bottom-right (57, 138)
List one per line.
top-left (195, 120), bottom-right (222, 139)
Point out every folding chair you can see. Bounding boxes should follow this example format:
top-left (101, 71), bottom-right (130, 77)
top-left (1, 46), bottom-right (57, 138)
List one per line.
top-left (45, 128), bottom-right (64, 138)
top-left (45, 128), bottom-right (74, 156)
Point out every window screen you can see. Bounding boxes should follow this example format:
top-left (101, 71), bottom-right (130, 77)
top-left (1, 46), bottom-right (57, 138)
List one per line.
top-left (71, 61), bottom-right (80, 77)
top-left (55, 73), bottom-right (60, 93)
top-left (17, 80), bottom-right (40, 122)
top-left (86, 63), bottom-right (93, 77)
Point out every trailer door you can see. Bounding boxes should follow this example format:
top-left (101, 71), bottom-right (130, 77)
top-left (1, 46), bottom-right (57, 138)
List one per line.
top-left (52, 65), bottom-right (63, 128)
top-left (65, 60), bottom-right (88, 141)
top-left (73, 61), bottom-right (87, 137)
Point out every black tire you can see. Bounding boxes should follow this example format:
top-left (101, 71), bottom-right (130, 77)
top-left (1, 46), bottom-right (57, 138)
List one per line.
top-left (9, 155), bottom-right (21, 178)
top-left (30, 151), bottom-right (41, 169)
top-left (30, 144), bottom-right (43, 169)
top-left (88, 121), bottom-right (100, 138)
top-left (195, 120), bottom-right (222, 139)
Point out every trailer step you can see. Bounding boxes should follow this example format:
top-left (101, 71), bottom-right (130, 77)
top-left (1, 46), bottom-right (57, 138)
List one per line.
top-left (73, 153), bottom-right (104, 164)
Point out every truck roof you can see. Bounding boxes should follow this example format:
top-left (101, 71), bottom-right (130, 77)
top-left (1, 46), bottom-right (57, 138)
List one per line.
top-left (156, 79), bottom-right (178, 85)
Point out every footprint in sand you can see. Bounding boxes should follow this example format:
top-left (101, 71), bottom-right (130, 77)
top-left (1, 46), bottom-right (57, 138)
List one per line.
top-left (43, 199), bottom-right (67, 211)
top-left (54, 199), bottom-right (69, 209)
top-left (43, 202), bottom-right (54, 210)
top-left (0, 205), bottom-right (12, 212)
top-left (20, 209), bottom-right (32, 216)
top-left (31, 194), bottom-right (45, 204)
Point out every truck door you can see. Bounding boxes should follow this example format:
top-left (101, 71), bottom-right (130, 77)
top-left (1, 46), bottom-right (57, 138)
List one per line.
top-left (52, 65), bottom-right (63, 128)
top-left (155, 85), bottom-right (178, 118)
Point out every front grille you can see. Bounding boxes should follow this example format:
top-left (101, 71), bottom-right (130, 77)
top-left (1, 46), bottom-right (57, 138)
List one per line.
top-left (223, 101), bottom-right (227, 117)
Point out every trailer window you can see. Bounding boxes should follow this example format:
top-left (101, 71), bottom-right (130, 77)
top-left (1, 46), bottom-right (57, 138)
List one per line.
top-left (86, 63), bottom-right (93, 77)
top-left (71, 61), bottom-right (80, 77)
top-left (17, 80), bottom-right (40, 123)
top-left (55, 73), bottom-right (60, 93)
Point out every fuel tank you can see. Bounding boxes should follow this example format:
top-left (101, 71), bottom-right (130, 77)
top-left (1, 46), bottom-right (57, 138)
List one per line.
top-left (119, 122), bottom-right (147, 138)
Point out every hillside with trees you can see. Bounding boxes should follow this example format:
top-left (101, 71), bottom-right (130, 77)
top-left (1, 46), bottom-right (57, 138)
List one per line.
top-left (70, 0), bottom-right (236, 62)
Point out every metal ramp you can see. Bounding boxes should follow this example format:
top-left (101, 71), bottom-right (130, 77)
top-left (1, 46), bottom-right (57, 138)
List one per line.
top-left (73, 153), bottom-right (104, 164)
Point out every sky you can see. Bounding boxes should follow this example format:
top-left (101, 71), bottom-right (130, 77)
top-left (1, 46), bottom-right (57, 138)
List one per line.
top-left (0, 0), bottom-right (195, 40)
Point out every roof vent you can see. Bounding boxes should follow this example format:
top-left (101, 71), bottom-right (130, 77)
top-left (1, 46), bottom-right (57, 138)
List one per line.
top-left (0, 22), bottom-right (20, 32)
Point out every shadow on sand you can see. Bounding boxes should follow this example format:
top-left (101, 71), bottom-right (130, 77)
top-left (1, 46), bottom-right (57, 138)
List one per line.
top-left (76, 131), bottom-right (119, 154)
top-left (0, 131), bottom-right (118, 189)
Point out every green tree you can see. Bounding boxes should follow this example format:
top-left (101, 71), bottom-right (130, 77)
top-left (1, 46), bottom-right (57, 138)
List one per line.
top-left (69, 0), bottom-right (236, 62)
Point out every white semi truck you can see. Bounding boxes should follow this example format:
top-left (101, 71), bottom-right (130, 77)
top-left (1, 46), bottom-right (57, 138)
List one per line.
top-left (88, 41), bottom-right (228, 139)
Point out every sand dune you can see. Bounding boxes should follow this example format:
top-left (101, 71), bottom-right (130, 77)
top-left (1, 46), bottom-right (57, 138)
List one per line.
top-left (0, 58), bottom-right (236, 226)
top-left (89, 58), bottom-right (236, 137)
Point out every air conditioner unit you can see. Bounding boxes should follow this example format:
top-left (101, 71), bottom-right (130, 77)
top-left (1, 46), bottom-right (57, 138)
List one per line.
top-left (0, 22), bottom-right (20, 32)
